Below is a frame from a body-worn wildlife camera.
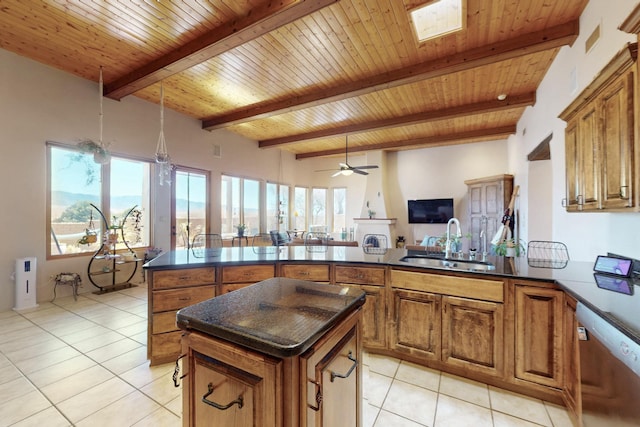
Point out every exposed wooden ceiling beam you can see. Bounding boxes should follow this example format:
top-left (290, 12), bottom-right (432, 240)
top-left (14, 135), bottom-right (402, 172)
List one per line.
top-left (104, 0), bottom-right (338, 100)
top-left (202, 20), bottom-right (578, 130)
top-left (295, 126), bottom-right (517, 159)
top-left (259, 93), bottom-right (534, 148)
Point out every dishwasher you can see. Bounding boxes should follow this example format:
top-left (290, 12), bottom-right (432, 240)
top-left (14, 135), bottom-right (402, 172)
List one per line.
top-left (576, 302), bottom-right (640, 426)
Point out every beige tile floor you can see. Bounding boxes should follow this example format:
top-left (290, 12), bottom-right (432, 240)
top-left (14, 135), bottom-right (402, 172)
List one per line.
top-left (0, 283), bottom-right (573, 427)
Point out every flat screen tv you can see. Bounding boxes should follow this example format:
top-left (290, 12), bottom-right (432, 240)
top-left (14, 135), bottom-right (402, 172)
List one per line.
top-left (408, 199), bottom-right (454, 224)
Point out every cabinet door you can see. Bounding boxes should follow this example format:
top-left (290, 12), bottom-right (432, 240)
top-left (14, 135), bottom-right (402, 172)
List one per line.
top-left (442, 296), bottom-right (504, 377)
top-left (183, 332), bottom-right (281, 427)
top-left (565, 120), bottom-right (580, 211)
top-left (192, 353), bottom-right (255, 427)
top-left (600, 70), bottom-right (634, 209)
top-left (515, 285), bottom-right (564, 388)
top-left (563, 296), bottom-right (581, 425)
top-left (302, 325), bottom-right (360, 427)
top-left (342, 284), bottom-right (385, 349)
top-left (390, 289), bottom-right (441, 361)
top-left (577, 105), bottom-right (600, 210)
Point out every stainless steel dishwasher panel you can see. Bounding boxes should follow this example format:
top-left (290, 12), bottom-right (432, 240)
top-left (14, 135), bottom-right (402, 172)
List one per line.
top-left (576, 302), bottom-right (640, 427)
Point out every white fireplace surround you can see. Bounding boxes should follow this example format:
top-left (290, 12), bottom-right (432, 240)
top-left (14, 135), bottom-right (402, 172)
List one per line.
top-left (353, 218), bottom-right (397, 248)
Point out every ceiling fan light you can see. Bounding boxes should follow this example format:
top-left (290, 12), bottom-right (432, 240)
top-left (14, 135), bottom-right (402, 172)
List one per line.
top-left (342, 169), bottom-right (354, 176)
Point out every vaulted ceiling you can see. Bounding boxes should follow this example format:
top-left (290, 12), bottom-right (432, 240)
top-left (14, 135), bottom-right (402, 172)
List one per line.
top-left (0, 0), bottom-right (589, 159)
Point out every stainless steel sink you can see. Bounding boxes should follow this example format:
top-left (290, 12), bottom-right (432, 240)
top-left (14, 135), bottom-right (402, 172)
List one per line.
top-left (399, 256), bottom-right (495, 272)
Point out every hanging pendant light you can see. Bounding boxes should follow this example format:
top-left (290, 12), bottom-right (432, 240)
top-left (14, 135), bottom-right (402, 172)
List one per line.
top-left (156, 81), bottom-right (173, 185)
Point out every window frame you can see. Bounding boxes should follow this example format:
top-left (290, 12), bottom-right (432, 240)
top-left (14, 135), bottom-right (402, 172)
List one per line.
top-left (47, 141), bottom-right (152, 260)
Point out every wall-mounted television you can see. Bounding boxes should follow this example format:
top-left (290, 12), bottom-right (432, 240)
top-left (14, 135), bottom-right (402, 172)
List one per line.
top-left (408, 199), bottom-right (454, 224)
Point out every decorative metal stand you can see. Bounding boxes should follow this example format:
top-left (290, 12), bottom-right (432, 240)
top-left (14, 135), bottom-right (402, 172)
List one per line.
top-left (87, 204), bottom-right (141, 293)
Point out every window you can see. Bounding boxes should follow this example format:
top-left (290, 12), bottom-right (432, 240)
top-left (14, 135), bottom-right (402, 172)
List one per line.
top-left (311, 187), bottom-right (327, 231)
top-left (266, 182), bottom-right (290, 232)
top-left (333, 187), bottom-right (346, 233)
top-left (48, 143), bottom-right (150, 258)
top-left (221, 175), bottom-right (261, 236)
top-left (174, 168), bottom-right (209, 250)
top-left (293, 186), bottom-right (307, 231)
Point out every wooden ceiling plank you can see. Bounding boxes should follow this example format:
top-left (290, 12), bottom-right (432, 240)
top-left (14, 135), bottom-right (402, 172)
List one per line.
top-left (295, 126), bottom-right (517, 159)
top-left (104, 0), bottom-right (339, 100)
top-left (259, 92), bottom-right (534, 147)
top-left (202, 20), bottom-right (578, 129)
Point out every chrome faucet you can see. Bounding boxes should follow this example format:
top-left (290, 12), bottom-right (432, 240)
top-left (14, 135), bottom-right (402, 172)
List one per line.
top-left (480, 215), bottom-right (488, 261)
top-left (445, 217), bottom-right (461, 259)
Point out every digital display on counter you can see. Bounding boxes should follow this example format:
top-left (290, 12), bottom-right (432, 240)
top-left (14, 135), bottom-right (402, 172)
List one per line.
top-left (594, 255), bottom-right (633, 277)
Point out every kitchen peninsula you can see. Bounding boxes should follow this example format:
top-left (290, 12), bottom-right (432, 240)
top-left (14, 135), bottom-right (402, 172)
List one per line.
top-left (144, 245), bottom-right (640, 426)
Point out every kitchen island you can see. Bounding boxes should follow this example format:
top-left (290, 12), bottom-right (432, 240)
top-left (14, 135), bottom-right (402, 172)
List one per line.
top-left (145, 246), bottom-right (640, 426)
top-left (176, 277), bottom-right (365, 427)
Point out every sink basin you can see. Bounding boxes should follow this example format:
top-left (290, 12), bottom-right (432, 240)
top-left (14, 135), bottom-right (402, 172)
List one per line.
top-left (399, 256), bottom-right (495, 272)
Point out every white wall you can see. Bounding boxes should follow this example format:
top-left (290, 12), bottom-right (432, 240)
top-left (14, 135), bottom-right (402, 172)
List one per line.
top-left (509, 0), bottom-right (640, 261)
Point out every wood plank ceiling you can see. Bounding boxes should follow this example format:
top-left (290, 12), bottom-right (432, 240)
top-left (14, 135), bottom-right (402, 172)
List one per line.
top-left (0, 0), bottom-right (589, 159)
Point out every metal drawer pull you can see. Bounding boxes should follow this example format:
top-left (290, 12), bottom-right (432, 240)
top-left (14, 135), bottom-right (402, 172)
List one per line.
top-left (202, 383), bottom-right (243, 410)
top-left (330, 351), bottom-right (357, 382)
top-left (307, 379), bottom-right (322, 411)
top-left (172, 354), bottom-right (186, 387)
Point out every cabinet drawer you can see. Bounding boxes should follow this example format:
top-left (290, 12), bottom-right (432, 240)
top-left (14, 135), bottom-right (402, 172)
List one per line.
top-left (280, 264), bottom-right (330, 281)
top-left (221, 265), bottom-right (275, 284)
top-left (150, 331), bottom-right (183, 361)
top-left (152, 286), bottom-right (215, 313)
top-left (390, 269), bottom-right (504, 303)
top-left (335, 265), bottom-right (385, 285)
top-left (151, 268), bottom-right (215, 289)
top-left (152, 310), bottom-right (179, 334)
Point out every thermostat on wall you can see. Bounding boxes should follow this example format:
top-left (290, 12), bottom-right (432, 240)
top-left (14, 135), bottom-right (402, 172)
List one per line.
top-left (593, 255), bottom-right (633, 277)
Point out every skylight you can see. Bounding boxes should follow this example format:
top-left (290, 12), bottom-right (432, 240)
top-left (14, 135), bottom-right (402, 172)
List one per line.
top-left (410, 0), bottom-right (465, 43)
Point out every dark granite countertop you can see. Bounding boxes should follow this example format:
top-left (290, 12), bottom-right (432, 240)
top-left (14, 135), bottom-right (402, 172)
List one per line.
top-left (176, 277), bottom-right (365, 357)
top-left (147, 246), bottom-right (640, 345)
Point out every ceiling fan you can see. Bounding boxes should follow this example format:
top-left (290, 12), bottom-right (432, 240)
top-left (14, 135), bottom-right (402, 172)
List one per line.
top-left (317, 135), bottom-right (379, 177)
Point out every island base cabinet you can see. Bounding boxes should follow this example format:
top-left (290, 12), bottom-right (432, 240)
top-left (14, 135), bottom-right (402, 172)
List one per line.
top-left (181, 332), bottom-right (283, 427)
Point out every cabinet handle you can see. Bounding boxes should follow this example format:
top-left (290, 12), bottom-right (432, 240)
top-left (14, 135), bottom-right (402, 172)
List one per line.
top-left (178, 297), bottom-right (192, 301)
top-left (307, 379), bottom-right (323, 411)
top-left (577, 195), bottom-right (583, 206)
top-left (620, 186), bottom-right (629, 200)
top-left (561, 198), bottom-right (567, 207)
top-left (330, 351), bottom-right (358, 382)
top-left (202, 383), bottom-right (244, 411)
top-left (172, 354), bottom-right (186, 388)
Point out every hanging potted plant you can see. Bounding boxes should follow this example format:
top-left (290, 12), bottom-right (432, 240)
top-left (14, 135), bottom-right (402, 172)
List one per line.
top-left (77, 139), bottom-right (111, 164)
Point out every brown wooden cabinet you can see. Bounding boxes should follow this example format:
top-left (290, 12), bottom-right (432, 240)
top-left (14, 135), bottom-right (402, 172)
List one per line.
top-left (389, 269), bottom-right (505, 377)
top-left (335, 265), bottom-right (386, 349)
top-left (148, 267), bottom-right (216, 365)
top-left (560, 43), bottom-right (637, 211)
top-left (514, 282), bottom-right (564, 388)
top-left (464, 174), bottom-right (514, 251)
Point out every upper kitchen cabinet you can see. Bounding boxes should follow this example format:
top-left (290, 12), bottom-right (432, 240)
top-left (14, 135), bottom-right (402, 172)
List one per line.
top-left (559, 43), bottom-right (637, 212)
